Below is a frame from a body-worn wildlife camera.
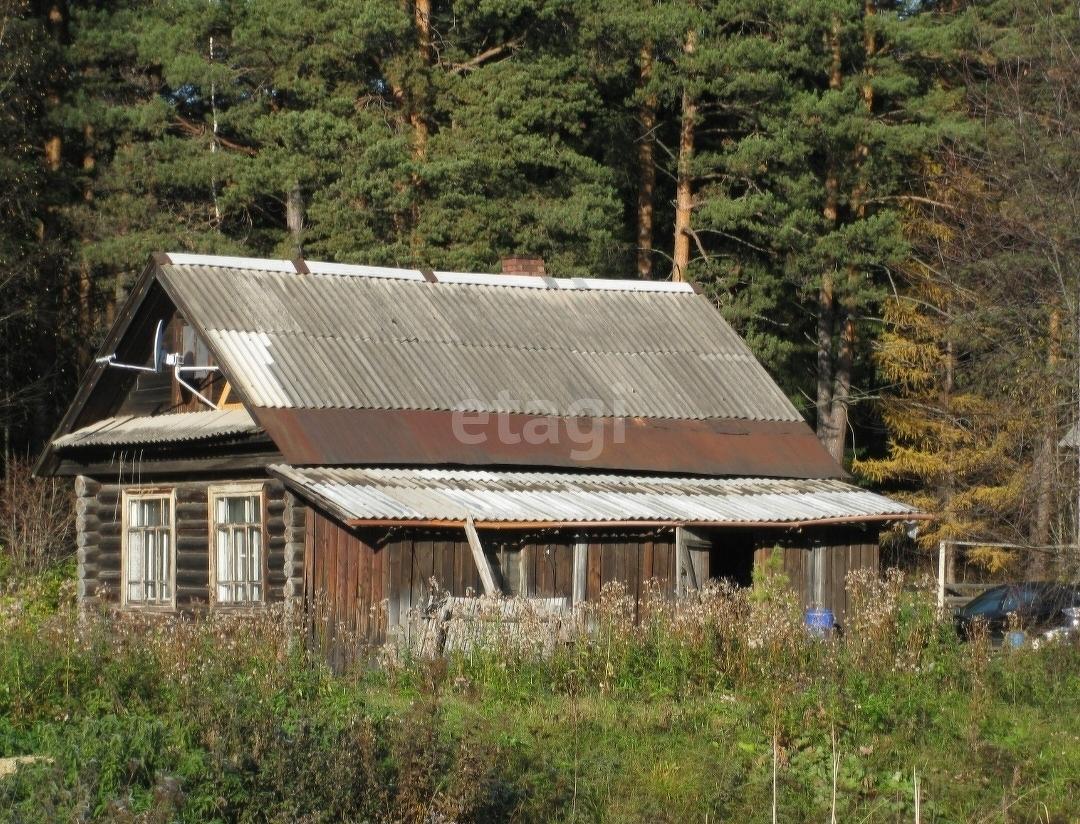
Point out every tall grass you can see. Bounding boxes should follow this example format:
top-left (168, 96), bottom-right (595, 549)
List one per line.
top-left (0, 461), bottom-right (73, 580)
top-left (1, 567), bottom-right (1078, 822)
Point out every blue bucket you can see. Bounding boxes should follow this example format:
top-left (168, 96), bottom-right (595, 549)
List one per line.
top-left (805, 608), bottom-right (835, 638)
top-left (1006, 630), bottom-right (1026, 648)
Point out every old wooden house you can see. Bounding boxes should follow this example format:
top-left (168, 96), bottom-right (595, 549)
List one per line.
top-left (37, 253), bottom-right (919, 646)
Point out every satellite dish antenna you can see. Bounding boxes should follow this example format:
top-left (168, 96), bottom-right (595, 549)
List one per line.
top-left (151, 319), bottom-right (166, 372)
top-left (95, 318), bottom-right (167, 374)
top-left (95, 318), bottom-right (221, 409)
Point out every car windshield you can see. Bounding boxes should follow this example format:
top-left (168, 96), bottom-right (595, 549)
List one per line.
top-left (960, 585), bottom-right (1008, 617)
top-left (1001, 583), bottom-right (1044, 613)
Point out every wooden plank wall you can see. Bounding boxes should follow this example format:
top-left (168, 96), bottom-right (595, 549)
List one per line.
top-left (752, 526), bottom-right (880, 622)
top-left (75, 475), bottom-right (300, 610)
top-left (585, 536), bottom-right (675, 604)
top-left (303, 512), bottom-right (680, 657)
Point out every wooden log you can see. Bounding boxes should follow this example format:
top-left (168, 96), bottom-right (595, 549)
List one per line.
top-left (78, 562), bottom-right (100, 579)
top-left (176, 535), bottom-right (211, 552)
top-left (175, 556), bottom-right (209, 575)
top-left (176, 570), bottom-right (209, 588)
top-left (75, 475), bottom-right (101, 497)
top-left (175, 486), bottom-right (208, 504)
top-left (96, 489), bottom-right (121, 507)
top-left (175, 502), bottom-right (208, 520)
top-left (76, 510), bottom-right (97, 538)
top-left (75, 497), bottom-right (99, 517)
top-left (76, 530), bottom-right (101, 549)
top-left (464, 517), bottom-right (498, 595)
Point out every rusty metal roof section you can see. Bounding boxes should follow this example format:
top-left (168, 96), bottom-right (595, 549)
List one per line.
top-left (253, 408), bottom-right (846, 478)
top-left (53, 409), bottom-right (260, 449)
top-left (270, 465), bottom-right (920, 528)
top-left (155, 254), bottom-right (803, 422)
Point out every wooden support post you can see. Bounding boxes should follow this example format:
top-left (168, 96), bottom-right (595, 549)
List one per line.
top-left (572, 541), bottom-right (587, 605)
top-left (812, 544), bottom-right (826, 608)
top-left (675, 526), bottom-right (697, 596)
top-left (937, 540), bottom-right (947, 610)
top-left (464, 515), bottom-right (498, 596)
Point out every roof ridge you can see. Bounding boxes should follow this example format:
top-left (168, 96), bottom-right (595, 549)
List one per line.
top-left (162, 252), bottom-right (696, 295)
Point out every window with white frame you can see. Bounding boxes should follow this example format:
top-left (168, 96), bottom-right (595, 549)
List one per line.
top-left (124, 493), bottom-right (174, 606)
top-left (210, 485), bottom-right (265, 604)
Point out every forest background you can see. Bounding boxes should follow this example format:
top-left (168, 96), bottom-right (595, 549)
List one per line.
top-left (1, 0), bottom-right (1077, 569)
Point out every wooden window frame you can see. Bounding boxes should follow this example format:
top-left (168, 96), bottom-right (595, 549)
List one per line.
top-left (208, 482), bottom-right (268, 608)
top-left (121, 488), bottom-right (177, 611)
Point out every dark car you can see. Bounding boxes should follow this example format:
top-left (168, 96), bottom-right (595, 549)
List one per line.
top-left (954, 582), bottom-right (1080, 644)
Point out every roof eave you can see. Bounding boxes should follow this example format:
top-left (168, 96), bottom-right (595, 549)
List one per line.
top-left (340, 513), bottom-right (932, 530)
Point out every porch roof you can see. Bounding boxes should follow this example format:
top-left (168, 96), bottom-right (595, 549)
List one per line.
top-left (269, 465), bottom-right (922, 529)
top-left (52, 408), bottom-right (260, 449)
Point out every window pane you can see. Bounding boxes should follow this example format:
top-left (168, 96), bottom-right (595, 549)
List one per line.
top-left (125, 497), bottom-right (171, 605)
top-left (213, 493), bottom-right (263, 603)
top-left (160, 531), bottom-right (171, 600)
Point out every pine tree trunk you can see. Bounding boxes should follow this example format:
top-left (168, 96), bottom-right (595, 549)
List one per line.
top-left (76, 122), bottom-right (95, 360)
top-left (43, 4), bottom-right (65, 170)
top-left (286, 186), bottom-right (305, 247)
top-left (816, 273), bottom-right (835, 445)
top-left (672, 30), bottom-right (697, 282)
top-left (411, 0), bottom-right (431, 161)
top-left (826, 308), bottom-right (856, 462)
top-left (636, 42), bottom-right (656, 280)
top-left (817, 14), bottom-right (845, 456)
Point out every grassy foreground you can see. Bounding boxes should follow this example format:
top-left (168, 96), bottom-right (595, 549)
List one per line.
top-left (0, 567), bottom-right (1078, 823)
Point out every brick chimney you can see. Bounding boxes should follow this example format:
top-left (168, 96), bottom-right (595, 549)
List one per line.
top-left (501, 256), bottom-right (546, 276)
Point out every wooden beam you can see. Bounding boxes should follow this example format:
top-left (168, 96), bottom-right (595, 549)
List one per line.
top-left (572, 541), bottom-right (587, 605)
top-left (55, 451), bottom-right (282, 477)
top-left (344, 513), bottom-right (930, 530)
top-left (464, 515), bottom-right (498, 595)
top-left (675, 527), bottom-right (697, 596)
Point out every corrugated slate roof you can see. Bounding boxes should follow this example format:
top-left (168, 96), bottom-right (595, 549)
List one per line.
top-left (156, 255), bottom-right (802, 422)
top-left (53, 409), bottom-right (260, 449)
top-left (270, 465), bottom-right (918, 526)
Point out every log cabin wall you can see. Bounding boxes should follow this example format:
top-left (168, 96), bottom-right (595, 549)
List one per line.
top-left (75, 474), bottom-right (304, 611)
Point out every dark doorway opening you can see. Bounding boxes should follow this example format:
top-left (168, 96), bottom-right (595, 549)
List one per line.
top-left (708, 529), bottom-right (755, 587)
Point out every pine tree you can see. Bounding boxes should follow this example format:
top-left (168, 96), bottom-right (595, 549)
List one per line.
top-left (645, 1), bottom-right (966, 458)
top-left (0, 0), bottom-right (75, 462)
top-left (316, 0), bottom-right (629, 274)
